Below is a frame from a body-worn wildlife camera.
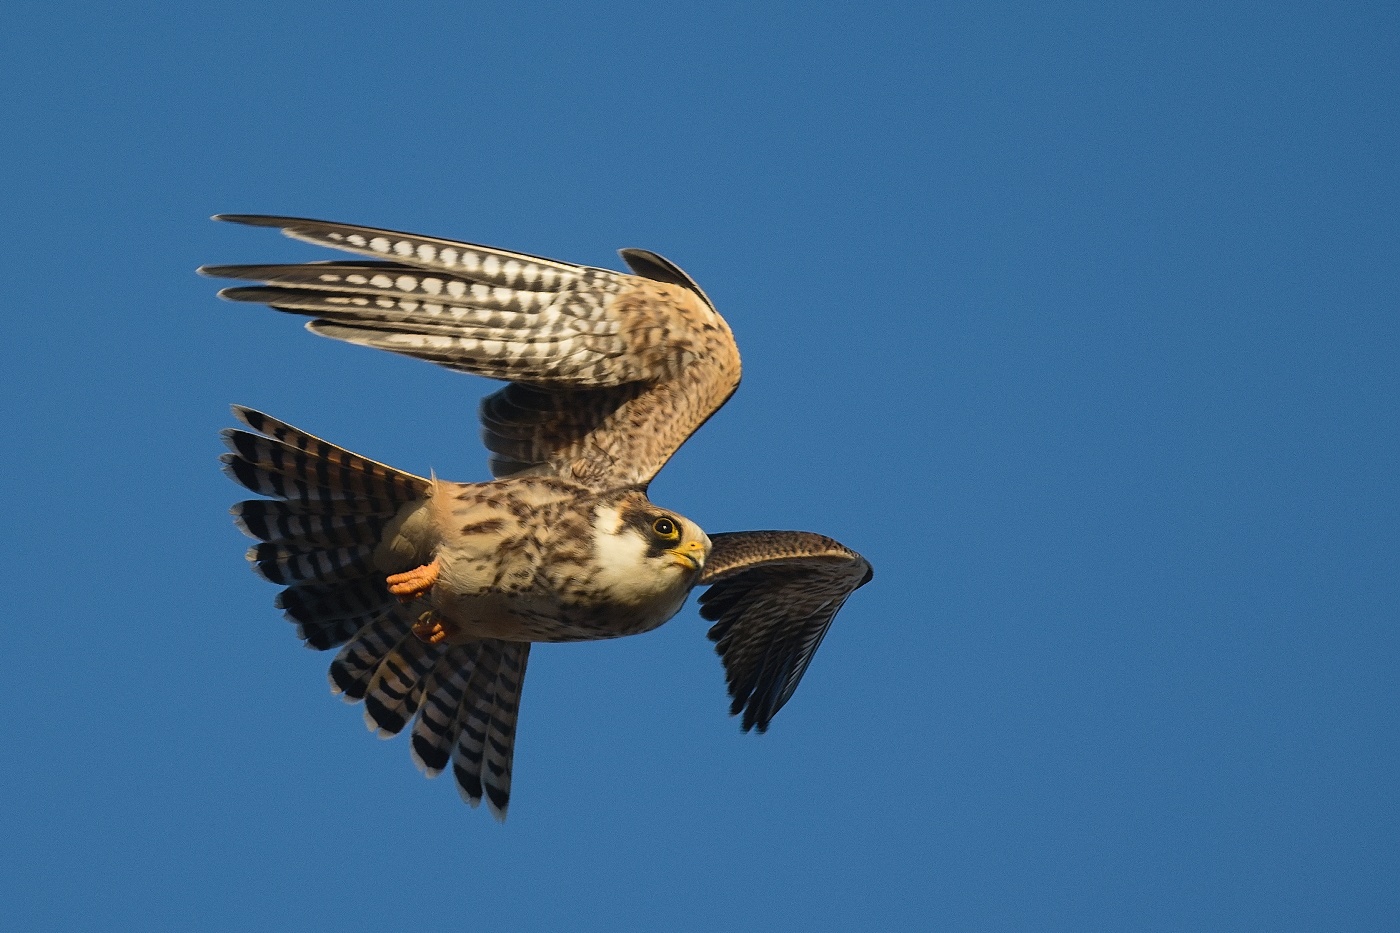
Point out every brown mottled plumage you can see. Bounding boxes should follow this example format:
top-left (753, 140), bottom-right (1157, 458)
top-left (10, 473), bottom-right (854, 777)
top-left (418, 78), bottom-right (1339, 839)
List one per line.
top-left (208, 216), bottom-right (871, 819)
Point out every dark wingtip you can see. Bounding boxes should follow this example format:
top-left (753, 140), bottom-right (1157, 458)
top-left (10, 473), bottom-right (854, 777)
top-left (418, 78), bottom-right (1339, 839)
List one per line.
top-left (199, 264), bottom-right (254, 279)
top-left (229, 406), bottom-right (266, 433)
top-left (618, 248), bottom-right (716, 310)
top-left (212, 214), bottom-right (308, 227)
top-left (216, 286), bottom-right (273, 303)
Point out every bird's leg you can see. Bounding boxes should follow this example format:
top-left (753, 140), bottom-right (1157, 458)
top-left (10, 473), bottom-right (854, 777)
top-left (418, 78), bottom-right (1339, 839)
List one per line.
top-left (387, 559), bottom-right (457, 644)
top-left (386, 557), bottom-right (440, 602)
top-left (412, 611), bottom-right (457, 645)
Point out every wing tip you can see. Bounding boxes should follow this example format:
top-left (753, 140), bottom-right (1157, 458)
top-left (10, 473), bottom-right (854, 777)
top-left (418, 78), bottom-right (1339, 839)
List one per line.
top-left (228, 404), bottom-right (262, 430)
top-left (618, 247), bottom-right (715, 310)
top-left (212, 213), bottom-right (311, 228)
top-left (735, 701), bottom-right (772, 734)
top-left (214, 285), bottom-right (267, 303)
top-left (858, 560), bottom-right (874, 587)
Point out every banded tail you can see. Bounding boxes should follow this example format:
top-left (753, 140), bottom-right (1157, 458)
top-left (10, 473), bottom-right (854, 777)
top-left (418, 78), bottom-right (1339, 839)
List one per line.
top-left (222, 406), bottom-right (530, 818)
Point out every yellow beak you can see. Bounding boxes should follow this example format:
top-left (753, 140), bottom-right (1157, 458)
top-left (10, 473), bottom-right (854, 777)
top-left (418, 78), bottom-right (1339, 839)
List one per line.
top-left (668, 539), bottom-right (706, 572)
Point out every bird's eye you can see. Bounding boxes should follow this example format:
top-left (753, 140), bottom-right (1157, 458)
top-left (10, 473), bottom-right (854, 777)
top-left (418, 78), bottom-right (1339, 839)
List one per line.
top-left (652, 517), bottom-right (678, 539)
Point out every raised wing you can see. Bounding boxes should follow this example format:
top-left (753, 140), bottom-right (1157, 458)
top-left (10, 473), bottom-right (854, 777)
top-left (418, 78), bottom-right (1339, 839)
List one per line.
top-left (698, 531), bottom-right (872, 732)
top-left (202, 215), bottom-right (741, 487)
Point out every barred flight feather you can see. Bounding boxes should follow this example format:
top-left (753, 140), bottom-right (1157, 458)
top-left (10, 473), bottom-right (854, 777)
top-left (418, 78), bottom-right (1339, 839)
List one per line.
top-left (328, 611), bottom-right (415, 701)
top-left (211, 215), bottom-right (582, 288)
top-left (246, 542), bottom-right (375, 586)
top-left (220, 286), bottom-right (570, 334)
top-left (207, 261), bottom-right (569, 316)
top-left (232, 501), bottom-right (388, 549)
top-left (304, 321), bottom-right (622, 386)
top-left (449, 640), bottom-right (530, 820)
top-left (364, 636), bottom-right (450, 739)
top-left (452, 640), bottom-right (502, 806)
top-left (480, 644), bottom-right (529, 817)
top-left (410, 647), bottom-right (476, 777)
top-left (222, 424), bottom-right (426, 503)
top-left (276, 579), bottom-right (389, 625)
top-left (294, 613), bottom-right (369, 652)
top-left (209, 215), bottom-right (742, 489)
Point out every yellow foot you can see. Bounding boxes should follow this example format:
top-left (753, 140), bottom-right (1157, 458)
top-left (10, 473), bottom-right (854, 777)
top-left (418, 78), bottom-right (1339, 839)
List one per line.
top-left (412, 611), bottom-right (457, 645)
top-left (386, 558), bottom-right (441, 602)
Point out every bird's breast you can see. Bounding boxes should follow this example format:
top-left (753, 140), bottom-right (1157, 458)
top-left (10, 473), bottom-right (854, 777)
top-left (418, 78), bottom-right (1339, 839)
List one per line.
top-left (419, 479), bottom-right (696, 643)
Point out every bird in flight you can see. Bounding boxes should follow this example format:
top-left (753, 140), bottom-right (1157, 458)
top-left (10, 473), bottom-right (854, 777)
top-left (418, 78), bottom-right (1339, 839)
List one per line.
top-left (204, 216), bottom-right (872, 819)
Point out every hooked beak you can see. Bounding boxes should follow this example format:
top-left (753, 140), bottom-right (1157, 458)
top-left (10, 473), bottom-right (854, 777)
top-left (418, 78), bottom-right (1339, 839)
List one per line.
top-left (668, 539), bottom-right (706, 573)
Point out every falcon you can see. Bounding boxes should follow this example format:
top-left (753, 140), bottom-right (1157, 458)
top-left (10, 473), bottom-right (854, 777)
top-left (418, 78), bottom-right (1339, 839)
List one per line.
top-left (205, 216), bottom-right (872, 818)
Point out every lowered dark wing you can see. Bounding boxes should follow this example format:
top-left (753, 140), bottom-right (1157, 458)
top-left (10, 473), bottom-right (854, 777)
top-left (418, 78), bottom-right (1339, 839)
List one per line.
top-left (699, 531), bottom-right (872, 732)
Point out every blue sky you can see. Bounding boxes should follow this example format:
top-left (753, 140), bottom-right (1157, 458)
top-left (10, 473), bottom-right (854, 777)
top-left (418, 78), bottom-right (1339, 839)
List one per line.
top-left (3, 3), bottom-right (1397, 930)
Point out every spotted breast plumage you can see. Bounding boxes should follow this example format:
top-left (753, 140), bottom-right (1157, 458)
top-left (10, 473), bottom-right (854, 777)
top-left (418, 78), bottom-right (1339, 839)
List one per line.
top-left (206, 215), bottom-right (872, 819)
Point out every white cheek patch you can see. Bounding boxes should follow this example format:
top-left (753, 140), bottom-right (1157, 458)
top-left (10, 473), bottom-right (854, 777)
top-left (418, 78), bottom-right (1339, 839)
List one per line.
top-left (591, 505), bottom-right (675, 606)
top-left (593, 521), bottom-right (648, 577)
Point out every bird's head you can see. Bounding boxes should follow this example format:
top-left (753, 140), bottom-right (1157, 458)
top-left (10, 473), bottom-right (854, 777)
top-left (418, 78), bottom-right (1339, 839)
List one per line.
top-left (591, 491), bottom-right (710, 610)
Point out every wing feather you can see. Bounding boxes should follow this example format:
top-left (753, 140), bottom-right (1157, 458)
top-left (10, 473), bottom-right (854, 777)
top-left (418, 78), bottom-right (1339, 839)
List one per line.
top-left (699, 531), bottom-right (872, 732)
top-left (203, 216), bottom-right (741, 486)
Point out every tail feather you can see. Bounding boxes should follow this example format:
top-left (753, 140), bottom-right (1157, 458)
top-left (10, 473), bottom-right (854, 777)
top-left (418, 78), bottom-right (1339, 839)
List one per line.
top-left (294, 613), bottom-right (371, 652)
top-left (411, 651), bottom-right (474, 776)
top-left (364, 636), bottom-right (449, 738)
top-left (328, 611), bottom-right (415, 700)
top-left (233, 500), bottom-right (389, 548)
top-left (223, 406), bottom-right (530, 817)
top-left (451, 640), bottom-right (530, 820)
top-left (223, 406), bottom-right (428, 651)
top-left (451, 640), bottom-right (502, 806)
top-left (481, 644), bottom-right (529, 816)
top-left (230, 407), bottom-right (428, 495)
top-left (276, 580), bottom-right (390, 626)
top-left (222, 428), bottom-right (424, 503)
top-left (247, 542), bottom-right (376, 586)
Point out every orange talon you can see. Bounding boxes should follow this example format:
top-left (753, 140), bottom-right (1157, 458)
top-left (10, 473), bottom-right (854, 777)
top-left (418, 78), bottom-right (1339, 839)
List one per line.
top-left (386, 557), bottom-right (441, 602)
top-left (412, 611), bottom-right (456, 645)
